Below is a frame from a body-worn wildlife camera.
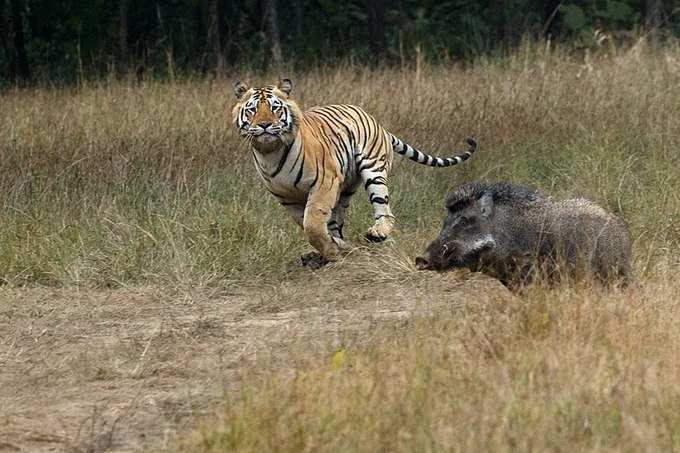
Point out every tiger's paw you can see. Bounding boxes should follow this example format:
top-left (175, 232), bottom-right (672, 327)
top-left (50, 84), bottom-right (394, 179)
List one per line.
top-left (365, 218), bottom-right (394, 243)
top-left (365, 231), bottom-right (389, 243)
top-left (332, 236), bottom-right (352, 250)
top-left (301, 252), bottom-right (329, 269)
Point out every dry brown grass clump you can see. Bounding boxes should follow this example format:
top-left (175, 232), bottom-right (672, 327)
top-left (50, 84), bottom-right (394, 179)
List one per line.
top-left (182, 278), bottom-right (680, 452)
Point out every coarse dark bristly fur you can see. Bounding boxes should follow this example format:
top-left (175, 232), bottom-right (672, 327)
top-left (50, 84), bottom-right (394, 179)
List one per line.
top-left (445, 182), bottom-right (543, 212)
top-left (418, 181), bottom-right (632, 288)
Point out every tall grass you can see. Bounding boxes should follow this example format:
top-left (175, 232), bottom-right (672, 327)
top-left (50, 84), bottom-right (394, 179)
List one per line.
top-left (2, 41), bottom-right (680, 451)
top-left (1, 41), bottom-right (679, 288)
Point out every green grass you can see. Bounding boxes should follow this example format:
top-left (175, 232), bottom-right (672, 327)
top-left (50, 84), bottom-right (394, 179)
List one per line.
top-left (1, 43), bottom-right (679, 287)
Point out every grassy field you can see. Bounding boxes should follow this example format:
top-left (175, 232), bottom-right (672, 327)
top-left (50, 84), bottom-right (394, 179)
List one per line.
top-left (1, 41), bottom-right (680, 451)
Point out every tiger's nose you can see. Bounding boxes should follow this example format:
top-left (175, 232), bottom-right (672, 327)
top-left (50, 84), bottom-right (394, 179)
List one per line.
top-left (257, 121), bottom-right (272, 129)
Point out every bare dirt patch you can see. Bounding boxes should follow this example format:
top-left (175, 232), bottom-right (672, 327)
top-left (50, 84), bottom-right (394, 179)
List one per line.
top-left (0, 253), bottom-right (509, 452)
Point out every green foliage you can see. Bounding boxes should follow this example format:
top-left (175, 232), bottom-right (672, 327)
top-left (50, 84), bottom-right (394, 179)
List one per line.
top-left (0, 0), bottom-right (679, 83)
top-left (561, 4), bottom-right (587, 32)
top-left (559, 0), bottom-right (646, 44)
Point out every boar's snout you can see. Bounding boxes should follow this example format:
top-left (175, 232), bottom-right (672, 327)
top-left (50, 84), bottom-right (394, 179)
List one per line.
top-left (415, 252), bottom-right (432, 270)
top-left (416, 240), bottom-right (453, 271)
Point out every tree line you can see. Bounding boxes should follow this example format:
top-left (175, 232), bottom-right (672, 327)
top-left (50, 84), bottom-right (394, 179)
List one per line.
top-left (0, 0), bottom-right (677, 84)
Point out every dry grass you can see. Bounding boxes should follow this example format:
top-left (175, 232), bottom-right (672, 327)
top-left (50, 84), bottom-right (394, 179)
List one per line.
top-left (1, 41), bottom-right (680, 451)
top-left (1, 41), bottom-right (679, 287)
top-left (184, 279), bottom-right (680, 452)
top-left (0, 257), bottom-right (507, 451)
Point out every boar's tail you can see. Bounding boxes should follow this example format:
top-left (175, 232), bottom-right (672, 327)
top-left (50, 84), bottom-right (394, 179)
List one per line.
top-left (388, 133), bottom-right (477, 168)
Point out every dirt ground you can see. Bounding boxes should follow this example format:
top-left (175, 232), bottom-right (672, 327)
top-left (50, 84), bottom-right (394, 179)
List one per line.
top-left (0, 252), bottom-right (509, 452)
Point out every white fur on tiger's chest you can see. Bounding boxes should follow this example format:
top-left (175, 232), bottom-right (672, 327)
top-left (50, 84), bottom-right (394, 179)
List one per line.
top-left (251, 142), bottom-right (308, 202)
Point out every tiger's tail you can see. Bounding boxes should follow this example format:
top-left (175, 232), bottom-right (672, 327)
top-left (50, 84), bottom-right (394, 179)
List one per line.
top-left (389, 133), bottom-right (477, 167)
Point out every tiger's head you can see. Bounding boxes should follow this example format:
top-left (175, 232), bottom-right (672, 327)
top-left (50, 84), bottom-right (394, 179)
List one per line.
top-left (232, 78), bottom-right (301, 153)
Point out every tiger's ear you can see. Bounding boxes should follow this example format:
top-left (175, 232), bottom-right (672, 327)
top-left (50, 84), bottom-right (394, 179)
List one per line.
top-left (234, 81), bottom-right (249, 99)
top-left (278, 78), bottom-right (293, 96)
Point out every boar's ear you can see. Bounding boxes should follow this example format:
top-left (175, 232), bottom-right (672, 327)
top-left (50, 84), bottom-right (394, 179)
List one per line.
top-left (478, 192), bottom-right (494, 218)
top-left (234, 81), bottom-right (249, 99)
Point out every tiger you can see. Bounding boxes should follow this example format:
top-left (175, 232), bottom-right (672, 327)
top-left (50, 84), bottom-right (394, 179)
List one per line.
top-left (232, 78), bottom-right (477, 267)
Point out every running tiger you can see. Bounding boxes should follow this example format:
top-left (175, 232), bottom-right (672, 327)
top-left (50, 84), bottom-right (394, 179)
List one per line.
top-left (232, 78), bottom-right (477, 267)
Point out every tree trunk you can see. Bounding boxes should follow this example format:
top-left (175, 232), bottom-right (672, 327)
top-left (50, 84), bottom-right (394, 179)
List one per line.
top-left (489, 0), bottom-right (505, 45)
top-left (541, 0), bottom-right (563, 38)
top-left (119, 0), bottom-right (130, 70)
top-left (0, 1), bottom-right (18, 82)
top-left (3, 0), bottom-right (29, 83)
top-left (208, 0), bottom-right (225, 75)
top-left (217, 0), bottom-right (227, 67)
top-left (646, 0), bottom-right (662, 46)
top-left (10, 0), bottom-right (29, 81)
top-left (264, 0), bottom-right (282, 67)
top-left (366, 0), bottom-right (388, 60)
top-left (293, 0), bottom-right (303, 41)
top-left (223, 0), bottom-right (235, 67)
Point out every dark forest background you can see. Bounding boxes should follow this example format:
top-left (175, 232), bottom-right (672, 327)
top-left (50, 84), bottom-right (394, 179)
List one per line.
top-left (0, 0), bottom-right (678, 84)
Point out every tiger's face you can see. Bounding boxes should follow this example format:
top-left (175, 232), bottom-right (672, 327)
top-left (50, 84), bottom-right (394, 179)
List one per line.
top-left (232, 79), bottom-right (298, 152)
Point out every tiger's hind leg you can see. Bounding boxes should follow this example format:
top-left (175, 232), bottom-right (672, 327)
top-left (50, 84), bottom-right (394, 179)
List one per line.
top-left (360, 167), bottom-right (394, 242)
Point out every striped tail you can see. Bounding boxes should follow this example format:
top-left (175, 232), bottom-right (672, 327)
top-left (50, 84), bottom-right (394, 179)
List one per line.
top-left (389, 134), bottom-right (477, 167)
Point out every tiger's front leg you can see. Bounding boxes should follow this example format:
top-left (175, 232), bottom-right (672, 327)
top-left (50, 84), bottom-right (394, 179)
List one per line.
top-left (303, 180), bottom-right (343, 263)
top-left (281, 200), bottom-right (346, 268)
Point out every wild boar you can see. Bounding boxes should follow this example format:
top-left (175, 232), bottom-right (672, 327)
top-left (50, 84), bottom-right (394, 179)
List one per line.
top-left (416, 182), bottom-right (631, 287)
